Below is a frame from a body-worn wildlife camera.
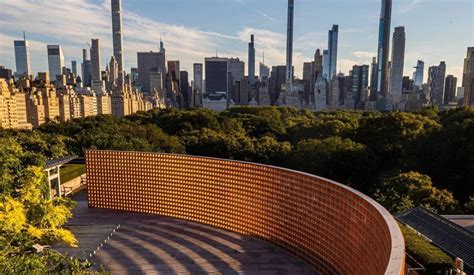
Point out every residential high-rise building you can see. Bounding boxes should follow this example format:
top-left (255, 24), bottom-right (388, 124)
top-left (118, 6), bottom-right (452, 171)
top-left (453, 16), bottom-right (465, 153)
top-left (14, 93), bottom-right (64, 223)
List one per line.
top-left (228, 58), bottom-right (245, 85)
top-left (370, 57), bottom-right (378, 100)
top-left (269, 65), bottom-right (287, 105)
top-left (180, 71), bottom-right (191, 108)
top-left (413, 60), bottom-right (424, 88)
top-left (167, 60), bottom-right (181, 106)
top-left (14, 33), bottom-right (31, 77)
top-left (303, 63), bottom-right (313, 83)
top-left (71, 61), bottom-right (77, 76)
top-left (248, 35), bottom-right (256, 84)
top-left (109, 56), bottom-right (119, 89)
top-left (285, 0), bottom-right (295, 92)
top-left (313, 49), bottom-right (323, 81)
top-left (193, 63), bottom-right (203, 94)
top-left (137, 51), bottom-right (166, 95)
top-left (427, 61), bottom-right (447, 107)
top-left (389, 26), bottom-right (406, 100)
top-left (205, 57), bottom-right (229, 95)
top-left (90, 39), bottom-right (102, 91)
top-left (444, 75), bottom-right (458, 104)
top-left (352, 65), bottom-right (370, 108)
top-left (47, 45), bottom-right (64, 81)
top-left (322, 50), bottom-right (329, 80)
top-left (327, 25), bottom-right (339, 80)
top-left (376, 0), bottom-right (392, 97)
top-left (259, 63), bottom-right (270, 82)
top-left (81, 49), bottom-right (91, 87)
top-left (111, 0), bottom-right (124, 85)
top-left (463, 47), bottom-right (474, 106)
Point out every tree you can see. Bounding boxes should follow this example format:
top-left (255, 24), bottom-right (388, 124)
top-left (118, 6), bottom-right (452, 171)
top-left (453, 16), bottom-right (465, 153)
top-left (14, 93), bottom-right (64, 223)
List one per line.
top-left (355, 112), bottom-right (440, 168)
top-left (465, 197), bottom-right (474, 214)
top-left (373, 172), bottom-right (458, 214)
top-left (290, 137), bottom-right (378, 192)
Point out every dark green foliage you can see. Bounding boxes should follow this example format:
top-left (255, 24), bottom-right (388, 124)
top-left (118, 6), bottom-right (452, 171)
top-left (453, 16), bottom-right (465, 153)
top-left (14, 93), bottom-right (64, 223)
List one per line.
top-left (290, 137), bottom-right (378, 192)
top-left (399, 223), bottom-right (454, 274)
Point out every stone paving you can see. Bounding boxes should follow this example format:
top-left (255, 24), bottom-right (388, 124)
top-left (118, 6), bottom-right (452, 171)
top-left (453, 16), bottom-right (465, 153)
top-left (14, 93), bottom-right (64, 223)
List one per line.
top-left (62, 191), bottom-right (316, 274)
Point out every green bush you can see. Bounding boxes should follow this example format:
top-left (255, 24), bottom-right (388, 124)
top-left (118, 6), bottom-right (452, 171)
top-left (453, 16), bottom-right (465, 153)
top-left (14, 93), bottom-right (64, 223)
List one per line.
top-left (399, 223), bottom-right (454, 274)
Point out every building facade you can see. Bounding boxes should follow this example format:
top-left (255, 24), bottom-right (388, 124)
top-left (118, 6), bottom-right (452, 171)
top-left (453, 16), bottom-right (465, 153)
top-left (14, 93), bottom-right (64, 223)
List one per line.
top-left (248, 35), bottom-right (256, 84)
top-left (327, 25), bottom-right (339, 80)
top-left (14, 38), bottom-right (31, 77)
top-left (376, 0), bottom-right (392, 98)
top-left (389, 26), bottom-right (406, 102)
top-left (47, 45), bottom-right (64, 81)
top-left (463, 47), bottom-right (474, 106)
top-left (137, 51), bottom-right (167, 95)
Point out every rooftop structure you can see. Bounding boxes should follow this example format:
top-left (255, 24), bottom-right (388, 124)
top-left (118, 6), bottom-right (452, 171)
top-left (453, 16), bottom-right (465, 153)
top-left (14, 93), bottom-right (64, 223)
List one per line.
top-left (85, 150), bottom-right (405, 274)
top-left (397, 206), bottom-right (474, 274)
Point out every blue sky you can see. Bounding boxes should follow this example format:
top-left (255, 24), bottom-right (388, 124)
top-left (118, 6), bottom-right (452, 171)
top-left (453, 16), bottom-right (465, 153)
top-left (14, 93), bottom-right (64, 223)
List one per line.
top-left (0, 0), bottom-right (473, 80)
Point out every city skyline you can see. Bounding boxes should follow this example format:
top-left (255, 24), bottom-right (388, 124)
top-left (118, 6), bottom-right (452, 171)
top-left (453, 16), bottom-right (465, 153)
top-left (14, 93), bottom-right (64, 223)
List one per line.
top-left (0, 0), bottom-right (472, 81)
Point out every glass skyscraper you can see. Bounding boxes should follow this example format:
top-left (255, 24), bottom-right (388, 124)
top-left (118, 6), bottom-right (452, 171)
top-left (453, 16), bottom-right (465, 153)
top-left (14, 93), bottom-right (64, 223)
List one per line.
top-left (376, 0), bottom-right (392, 97)
top-left (248, 35), bottom-right (256, 85)
top-left (14, 37), bottom-right (31, 77)
top-left (413, 60), bottom-right (425, 88)
top-left (47, 45), bottom-right (64, 81)
top-left (327, 25), bottom-right (339, 80)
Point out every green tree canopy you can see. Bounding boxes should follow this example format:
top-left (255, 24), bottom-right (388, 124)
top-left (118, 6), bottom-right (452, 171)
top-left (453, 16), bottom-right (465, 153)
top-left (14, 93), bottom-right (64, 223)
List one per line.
top-left (374, 172), bottom-right (458, 214)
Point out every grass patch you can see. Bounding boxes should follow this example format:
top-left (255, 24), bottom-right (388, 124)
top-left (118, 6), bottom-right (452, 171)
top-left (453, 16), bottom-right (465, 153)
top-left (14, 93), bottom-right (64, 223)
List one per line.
top-left (60, 164), bottom-right (85, 183)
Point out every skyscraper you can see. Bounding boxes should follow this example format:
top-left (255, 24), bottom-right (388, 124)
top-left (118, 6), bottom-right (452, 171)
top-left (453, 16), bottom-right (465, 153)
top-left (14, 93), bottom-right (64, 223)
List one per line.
top-left (413, 60), bottom-right (425, 88)
top-left (376, 0), bottom-right (392, 97)
top-left (370, 57), bottom-right (378, 100)
top-left (463, 47), bottom-right (474, 106)
top-left (228, 58), bottom-right (245, 84)
top-left (313, 49), bottom-right (323, 81)
top-left (71, 61), bottom-right (77, 76)
top-left (14, 33), bottom-right (31, 77)
top-left (427, 61), bottom-right (447, 107)
top-left (285, 0), bottom-right (294, 92)
top-left (47, 45), bottom-right (64, 81)
top-left (389, 26), bottom-right (406, 100)
top-left (259, 63), bottom-right (270, 82)
top-left (248, 35), bottom-right (256, 85)
top-left (111, 0), bottom-right (124, 85)
top-left (193, 63), bottom-right (203, 95)
top-left (270, 65), bottom-right (287, 105)
top-left (444, 75), bottom-right (458, 104)
top-left (352, 65), bottom-right (370, 107)
top-left (137, 51), bottom-right (166, 95)
top-left (322, 50), bottom-right (329, 80)
top-left (81, 49), bottom-right (91, 87)
top-left (205, 57), bottom-right (229, 95)
top-left (90, 39), bottom-right (102, 90)
top-left (327, 25), bottom-right (339, 80)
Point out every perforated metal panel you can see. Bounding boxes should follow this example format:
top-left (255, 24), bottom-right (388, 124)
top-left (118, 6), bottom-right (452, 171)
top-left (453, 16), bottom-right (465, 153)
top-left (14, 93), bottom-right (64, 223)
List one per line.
top-left (86, 150), bottom-right (405, 275)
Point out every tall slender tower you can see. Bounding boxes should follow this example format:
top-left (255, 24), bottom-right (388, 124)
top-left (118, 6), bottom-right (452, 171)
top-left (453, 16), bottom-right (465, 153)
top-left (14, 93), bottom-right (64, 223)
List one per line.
top-left (90, 39), bottom-right (102, 90)
top-left (376, 0), bottom-right (392, 98)
top-left (248, 34), bottom-right (256, 85)
top-left (389, 26), bottom-right (406, 101)
top-left (413, 60), bottom-right (424, 88)
top-left (285, 0), bottom-right (294, 93)
top-left (14, 32), bottom-right (31, 77)
top-left (463, 47), bottom-right (474, 106)
top-left (111, 0), bottom-right (124, 86)
top-left (47, 45), bottom-right (64, 81)
top-left (327, 25), bottom-right (339, 80)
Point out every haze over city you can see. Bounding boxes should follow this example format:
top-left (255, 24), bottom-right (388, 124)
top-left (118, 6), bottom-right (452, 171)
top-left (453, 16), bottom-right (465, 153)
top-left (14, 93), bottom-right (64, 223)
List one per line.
top-left (0, 0), bottom-right (472, 80)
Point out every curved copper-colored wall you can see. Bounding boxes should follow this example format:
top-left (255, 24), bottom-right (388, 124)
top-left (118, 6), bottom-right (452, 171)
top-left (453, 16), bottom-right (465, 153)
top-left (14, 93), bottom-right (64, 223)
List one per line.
top-left (86, 150), bottom-right (405, 275)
